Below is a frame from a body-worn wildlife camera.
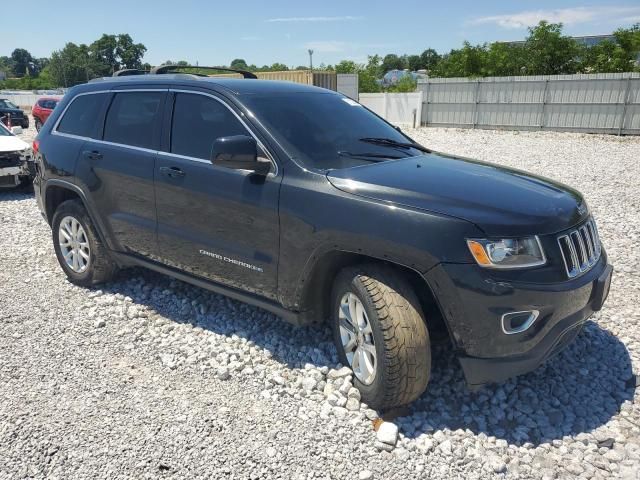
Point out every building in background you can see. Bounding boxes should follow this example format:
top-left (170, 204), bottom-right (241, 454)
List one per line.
top-left (379, 69), bottom-right (428, 88)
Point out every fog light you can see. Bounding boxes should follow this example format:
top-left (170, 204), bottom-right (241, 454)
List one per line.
top-left (501, 310), bottom-right (539, 335)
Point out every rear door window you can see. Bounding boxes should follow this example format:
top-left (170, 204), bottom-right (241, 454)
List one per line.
top-left (170, 93), bottom-right (248, 160)
top-left (56, 93), bottom-right (107, 138)
top-left (103, 91), bottom-right (163, 149)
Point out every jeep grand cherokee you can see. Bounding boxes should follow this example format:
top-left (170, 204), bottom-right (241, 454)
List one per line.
top-left (32, 67), bottom-right (613, 409)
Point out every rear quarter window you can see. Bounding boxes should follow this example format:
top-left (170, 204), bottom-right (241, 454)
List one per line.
top-left (56, 93), bottom-right (107, 138)
top-left (103, 91), bottom-right (163, 149)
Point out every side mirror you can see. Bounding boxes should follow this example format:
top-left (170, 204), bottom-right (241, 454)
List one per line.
top-left (10, 126), bottom-right (23, 135)
top-left (211, 135), bottom-right (270, 175)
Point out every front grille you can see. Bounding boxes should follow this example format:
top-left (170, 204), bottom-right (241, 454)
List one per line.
top-left (557, 218), bottom-right (601, 278)
top-left (0, 151), bottom-right (22, 168)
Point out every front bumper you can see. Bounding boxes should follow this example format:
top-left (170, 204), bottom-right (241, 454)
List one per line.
top-left (425, 255), bottom-right (613, 387)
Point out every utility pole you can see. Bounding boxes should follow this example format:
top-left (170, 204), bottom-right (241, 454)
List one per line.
top-left (308, 49), bottom-right (314, 71)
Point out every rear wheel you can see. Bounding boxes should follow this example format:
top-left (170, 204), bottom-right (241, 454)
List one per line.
top-left (52, 199), bottom-right (118, 286)
top-left (331, 264), bottom-right (431, 410)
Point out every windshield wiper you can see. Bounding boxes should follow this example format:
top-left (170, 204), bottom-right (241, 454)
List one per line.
top-left (359, 137), bottom-right (431, 153)
top-left (338, 151), bottom-right (405, 161)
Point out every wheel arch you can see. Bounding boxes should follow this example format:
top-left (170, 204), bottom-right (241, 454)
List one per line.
top-left (296, 250), bottom-right (450, 341)
top-left (43, 180), bottom-right (114, 250)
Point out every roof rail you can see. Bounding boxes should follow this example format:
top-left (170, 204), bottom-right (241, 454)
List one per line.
top-left (113, 69), bottom-right (147, 77)
top-left (150, 65), bottom-right (257, 79)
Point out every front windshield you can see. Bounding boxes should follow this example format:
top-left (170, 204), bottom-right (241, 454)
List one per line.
top-left (0, 99), bottom-right (19, 109)
top-left (243, 93), bottom-right (423, 170)
top-left (0, 122), bottom-right (12, 136)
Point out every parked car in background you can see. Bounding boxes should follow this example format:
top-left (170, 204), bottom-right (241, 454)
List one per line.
top-left (32, 97), bottom-right (60, 132)
top-left (0, 98), bottom-right (29, 129)
top-left (0, 122), bottom-right (33, 188)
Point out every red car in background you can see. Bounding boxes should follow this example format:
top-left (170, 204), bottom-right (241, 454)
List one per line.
top-left (32, 97), bottom-right (60, 132)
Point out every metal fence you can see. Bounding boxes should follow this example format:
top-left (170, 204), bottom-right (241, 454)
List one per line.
top-left (359, 92), bottom-right (423, 127)
top-left (417, 72), bottom-right (640, 134)
top-left (0, 92), bottom-right (64, 110)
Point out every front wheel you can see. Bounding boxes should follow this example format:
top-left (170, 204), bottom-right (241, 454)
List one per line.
top-left (34, 118), bottom-right (42, 132)
top-left (331, 264), bottom-right (431, 410)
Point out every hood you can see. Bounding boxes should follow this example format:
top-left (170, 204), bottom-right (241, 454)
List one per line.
top-left (0, 107), bottom-right (23, 116)
top-left (326, 152), bottom-right (588, 236)
top-left (0, 135), bottom-right (30, 153)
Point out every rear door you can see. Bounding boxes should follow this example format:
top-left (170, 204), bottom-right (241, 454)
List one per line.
top-left (75, 89), bottom-right (166, 257)
top-left (154, 90), bottom-right (281, 299)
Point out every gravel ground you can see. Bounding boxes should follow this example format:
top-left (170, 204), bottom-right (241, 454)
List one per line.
top-left (1, 126), bottom-right (639, 479)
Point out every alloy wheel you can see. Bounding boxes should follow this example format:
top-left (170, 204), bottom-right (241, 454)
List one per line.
top-left (338, 292), bottom-right (377, 385)
top-left (58, 216), bottom-right (90, 273)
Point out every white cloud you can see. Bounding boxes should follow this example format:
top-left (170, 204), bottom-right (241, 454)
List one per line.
top-left (303, 41), bottom-right (347, 53)
top-left (267, 16), bottom-right (361, 23)
top-left (470, 6), bottom-right (640, 29)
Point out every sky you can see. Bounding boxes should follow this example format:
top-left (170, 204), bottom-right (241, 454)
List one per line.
top-left (3, 0), bottom-right (640, 67)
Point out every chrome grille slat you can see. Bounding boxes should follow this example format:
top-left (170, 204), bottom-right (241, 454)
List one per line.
top-left (581, 226), bottom-right (594, 262)
top-left (557, 218), bottom-right (602, 279)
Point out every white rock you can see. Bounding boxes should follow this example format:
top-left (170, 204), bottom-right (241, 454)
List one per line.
top-left (376, 422), bottom-right (399, 446)
top-left (327, 366), bottom-right (351, 380)
top-left (217, 367), bottom-right (230, 380)
top-left (346, 397), bottom-right (360, 411)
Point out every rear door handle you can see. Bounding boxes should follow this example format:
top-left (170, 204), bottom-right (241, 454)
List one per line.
top-left (159, 166), bottom-right (185, 178)
top-left (83, 150), bottom-right (102, 160)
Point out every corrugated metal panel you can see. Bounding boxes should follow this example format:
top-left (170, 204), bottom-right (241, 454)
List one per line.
top-left (209, 70), bottom-right (313, 84)
top-left (312, 72), bottom-right (336, 90)
top-left (207, 70), bottom-right (338, 91)
top-left (415, 73), bottom-right (640, 134)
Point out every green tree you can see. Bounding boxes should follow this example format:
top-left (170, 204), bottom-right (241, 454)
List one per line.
top-left (90, 34), bottom-right (119, 75)
top-left (334, 60), bottom-right (358, 74)
top-left (358, 70), bottom-right (381, 92)
top-left (387, 74), bottom-right (417, 92)
top-left (11, 48), bottom-right (34, 76)
top-left (49, 42), bottom-right (98, 87)
top-left (433, 42), bottom-right (488, 77)
top-left (524, 21), bottom-right (581, 75)
top-left (115, 34), bottom-right (146, 69)
top-left (485, 42), bottom-right (527, 76)
top-left (0, 56), bottom-right (14, 76)
top-left (583, 24), bottom-right (640, 73)
top-left (419, 48), bottom-right (441, 72)
top-left (407, 55), bottom-right (422, 71)
top-left (268, 62), bottom-right (289, 71)
top-left (230, 58), bottom-right (249, 70)
top-left (381, 54), bottom-right (406, 72)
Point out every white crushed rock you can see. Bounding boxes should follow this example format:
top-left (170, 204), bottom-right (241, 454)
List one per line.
top-left (0, 125), bottom-right (639, 478)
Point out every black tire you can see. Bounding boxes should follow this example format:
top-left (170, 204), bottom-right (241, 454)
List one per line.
top-left (52, 199), bottom-right (118, 286)
top-left (331, 264), bottom-right (431, 410)
top-left (34, 118), bottom-right (42, 132)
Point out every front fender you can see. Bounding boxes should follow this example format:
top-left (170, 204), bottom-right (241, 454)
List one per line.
top-left (276, 174), bottom-right (483, 309)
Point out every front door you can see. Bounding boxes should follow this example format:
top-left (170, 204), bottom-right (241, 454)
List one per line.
top-left (154, 91), bottom-right (281, 300)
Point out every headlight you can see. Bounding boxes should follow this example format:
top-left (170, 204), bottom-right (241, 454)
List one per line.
top-left (466, 237), bottom-right (546, 269)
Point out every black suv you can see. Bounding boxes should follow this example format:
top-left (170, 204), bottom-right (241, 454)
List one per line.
top-left (0, 98), bottom-right (29, 129)
top-left (33, 67), bottom-right (613, 409)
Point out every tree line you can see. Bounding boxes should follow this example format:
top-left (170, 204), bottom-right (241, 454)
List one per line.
top-left (1, 22), bottom-right (639, 92)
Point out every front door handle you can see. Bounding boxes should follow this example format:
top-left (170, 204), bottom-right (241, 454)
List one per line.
top-left (83, 150), bottom-right (102, 160)
top-left (159, 166), bottom-right (185, 178)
